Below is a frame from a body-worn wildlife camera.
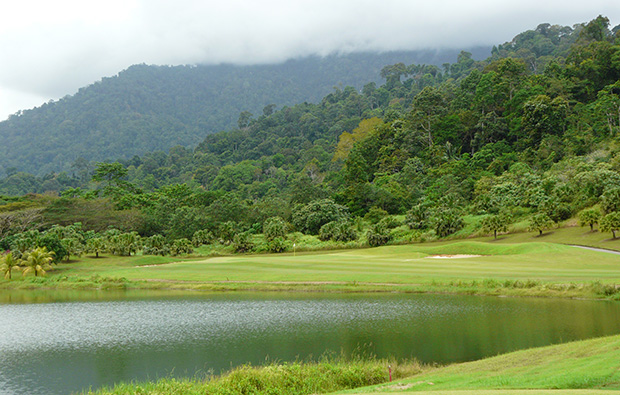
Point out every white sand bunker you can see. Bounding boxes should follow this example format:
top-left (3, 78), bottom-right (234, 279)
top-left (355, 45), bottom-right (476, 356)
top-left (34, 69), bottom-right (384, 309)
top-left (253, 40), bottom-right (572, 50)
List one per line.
top-left (426, 254), bottom-right (482, 259)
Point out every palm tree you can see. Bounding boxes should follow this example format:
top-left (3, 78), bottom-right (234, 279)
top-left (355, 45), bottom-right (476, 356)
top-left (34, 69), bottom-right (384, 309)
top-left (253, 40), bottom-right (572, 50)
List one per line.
top-left (0, 252), bottom-right (21, 280)
top-left (22, 247), bottom-right (54, 277)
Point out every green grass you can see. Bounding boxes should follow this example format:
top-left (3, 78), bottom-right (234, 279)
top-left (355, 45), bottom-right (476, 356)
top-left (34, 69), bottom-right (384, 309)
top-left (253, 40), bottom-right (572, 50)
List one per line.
top-left (339, 334), bottom-right (620, 394)
top-left (83, 357), bottom-right (423, 395)
top-left (83, 334), bottom-right (620, 395)
top-left (2, 225), bottom-right (620, 298)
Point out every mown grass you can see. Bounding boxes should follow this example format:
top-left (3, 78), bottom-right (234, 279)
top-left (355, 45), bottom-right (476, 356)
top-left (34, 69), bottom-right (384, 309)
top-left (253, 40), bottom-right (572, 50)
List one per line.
top-left (2, 225), bottom-right (619, 299)
top-left (83, 357), bottom-right (423, 395)
top-left (340, 334), bottom-right (620, 394)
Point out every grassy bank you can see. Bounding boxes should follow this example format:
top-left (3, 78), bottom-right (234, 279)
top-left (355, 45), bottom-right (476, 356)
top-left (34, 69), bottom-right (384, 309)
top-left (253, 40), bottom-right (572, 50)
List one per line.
top-left (83, 357), bottom-right (423, 395)
top-left (2, 226), bottom-right (620, 299)
top-left (342, 334), bottom-right (620, 394)
top-left (83, 334), bottom-right (620, 395)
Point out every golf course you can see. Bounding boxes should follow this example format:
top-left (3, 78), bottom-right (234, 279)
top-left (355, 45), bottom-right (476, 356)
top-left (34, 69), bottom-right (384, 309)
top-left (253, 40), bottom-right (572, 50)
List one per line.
top-left (3, 224), bottom-right (620, 395)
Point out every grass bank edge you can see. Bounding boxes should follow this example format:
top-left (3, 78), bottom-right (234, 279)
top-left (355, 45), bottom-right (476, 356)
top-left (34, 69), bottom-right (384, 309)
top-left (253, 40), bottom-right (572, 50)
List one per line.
top-left (338, 334), bottom-right (620, 394)
top-left (83, 334), bottom-right (620, 395)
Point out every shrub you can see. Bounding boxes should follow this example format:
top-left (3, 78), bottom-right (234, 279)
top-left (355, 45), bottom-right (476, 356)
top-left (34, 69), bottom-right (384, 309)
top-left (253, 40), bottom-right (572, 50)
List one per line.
top-left (432, 208), bottom-right (464, 237)
top-left (233, 232), bottom-right (255, 253)
top-left (364, 207), bottom-right (388, 224)
top-left (192, 229), bottom-right (215, 247)
top-left (405, 204), bottom-right (429, 230)
top-left (263, 217), bottom-right (288, 241)
top-left (171, 238), bottom-right (194, 256)
top-left (366, 223), bottom-right (391, 247)
top-left (292, 199), bottom-right (349, 235)
top-left (319, 220), bottom-right (358, 242)
top-left (267, 237), bottom-right (287, 253)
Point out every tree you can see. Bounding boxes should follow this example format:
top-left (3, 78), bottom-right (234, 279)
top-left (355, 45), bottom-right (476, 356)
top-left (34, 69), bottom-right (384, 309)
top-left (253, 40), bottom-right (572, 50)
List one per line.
top-left (579, 208), bottom-right (602, 231)
top-left (22, 247), bottom-right (54, 277)
top-left (0, 252), bottom-right (20, 280)
top-left (528, 213), bottom-right (555, 236)
top-left (601, 187), bottom-right (620, 214)
top-left (600, 212), bottom-right (620, 238)
top-left (409, 87), bottom-right (447, 147)
top-left (481, 213), bottom-right (510, 239)
top-left (92, 162), bottom-right (128, 188)
top-left (86, 237), bottom-right (106, 258)
top-left (291, 199), bottom-right (349, 235)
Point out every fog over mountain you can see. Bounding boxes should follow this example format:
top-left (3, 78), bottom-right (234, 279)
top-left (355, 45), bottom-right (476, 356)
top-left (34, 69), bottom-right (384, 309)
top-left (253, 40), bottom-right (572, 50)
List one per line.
top-left (1, 0), bottom-right (619, 120)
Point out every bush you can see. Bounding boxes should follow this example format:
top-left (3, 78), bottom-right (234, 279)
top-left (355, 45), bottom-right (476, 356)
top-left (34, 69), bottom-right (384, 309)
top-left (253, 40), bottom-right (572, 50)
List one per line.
top-left (192, 229), bottom-right (215, 247)
top-left (319, 220), bottom-right (358, 242)
top-left (267, 237), bottom-right (287, 253)
top-left (263, 217), bottom-right (288, 241)
top-left (233, 232), bottom-right (255, 253)
top-left (366, 223), bottom-right (391, 247)
top-left (432, 208), bottom-right (464, 237)
top-left (405, 204), bottom-right (429, 230)
top-left (292, 199), bottom-right (349, 235)
top-left (171, 238), bottom-right (193, 256)
top-left (364, 207), bottom-right (388, 224)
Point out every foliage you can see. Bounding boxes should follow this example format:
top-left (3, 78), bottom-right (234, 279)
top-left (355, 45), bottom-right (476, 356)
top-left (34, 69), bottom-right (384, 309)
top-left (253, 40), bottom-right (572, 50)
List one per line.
top-left (318, 220), bottom-right (358, 242)
top-left (366, 223), bottom-right (391, 247)
top-left (481, 213), bottom-right (510, 239)
top-left (232, 232), bottom-right (255, 253)
top-left (579, 208), bottom-right (602, 231)
top-left (292, 199), bottom-right (350, 235)
top-left (432, 208), bottom-right (465, 237)
top-left (192, 229), bottom-right (215, 247)
top-left (0, 252), bottom-right (20, 280)
top-left (21, 247), bottom-right (54, 277)
top-left (170, 238), bottom-right (193, 256)
top-left (267, 236), bottom-right (288, 253)
top-left (263, 217), bottom-right (288, 242)
top-left (528, 213), bottom-right (555, 236)
top-left (600, 212), bottom-right (620, 238)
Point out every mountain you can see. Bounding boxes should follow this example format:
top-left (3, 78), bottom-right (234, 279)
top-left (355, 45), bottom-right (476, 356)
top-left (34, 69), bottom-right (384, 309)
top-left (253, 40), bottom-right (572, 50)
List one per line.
top-left (0, 48), bottom-right (490, 176)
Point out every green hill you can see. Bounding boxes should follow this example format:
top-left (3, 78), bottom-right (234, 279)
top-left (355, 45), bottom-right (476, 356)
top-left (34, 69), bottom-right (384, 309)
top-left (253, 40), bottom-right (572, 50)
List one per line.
top-left (0, 48), bottom-right (490, 176)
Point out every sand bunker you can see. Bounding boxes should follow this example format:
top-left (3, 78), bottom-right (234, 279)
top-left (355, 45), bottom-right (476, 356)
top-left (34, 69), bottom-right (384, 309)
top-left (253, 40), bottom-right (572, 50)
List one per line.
top-left (426, 254), bottom-right (482, 259)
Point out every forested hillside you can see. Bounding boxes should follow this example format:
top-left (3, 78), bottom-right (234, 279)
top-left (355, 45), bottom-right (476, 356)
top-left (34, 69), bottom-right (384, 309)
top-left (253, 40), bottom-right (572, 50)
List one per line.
top-left (1, 17), bottom-right (620, 262)
top-left (0, 48), bottom-right (490, 176)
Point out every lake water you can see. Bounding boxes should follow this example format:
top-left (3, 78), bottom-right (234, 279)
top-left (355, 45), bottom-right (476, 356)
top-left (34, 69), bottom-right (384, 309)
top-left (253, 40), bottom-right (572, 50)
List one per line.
top-left (1, 290), bottom-right (620, 395)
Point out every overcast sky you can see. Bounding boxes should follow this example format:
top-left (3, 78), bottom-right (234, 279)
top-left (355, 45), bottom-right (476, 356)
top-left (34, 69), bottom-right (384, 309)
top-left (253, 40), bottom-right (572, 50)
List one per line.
top-left (1, 0), bottom-right (619, 121)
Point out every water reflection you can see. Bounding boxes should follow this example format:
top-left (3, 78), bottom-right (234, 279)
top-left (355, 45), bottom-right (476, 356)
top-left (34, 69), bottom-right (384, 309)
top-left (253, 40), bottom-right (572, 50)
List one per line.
top-left (0, 291), bottom-right (619, 395)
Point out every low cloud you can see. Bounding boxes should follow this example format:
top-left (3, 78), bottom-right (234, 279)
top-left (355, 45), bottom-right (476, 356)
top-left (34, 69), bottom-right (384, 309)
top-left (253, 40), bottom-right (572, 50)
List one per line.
top-left (1, 0), bottom-right (619, 120)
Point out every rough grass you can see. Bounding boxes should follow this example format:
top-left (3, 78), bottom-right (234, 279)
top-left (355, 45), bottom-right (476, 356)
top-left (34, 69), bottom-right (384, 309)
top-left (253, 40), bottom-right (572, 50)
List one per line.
top-left (84, 335), bottom-right (620, 395)
top-left (340, 335), bottom-right (620, 394)
top-left (83, 357), bottom-right (423, 395)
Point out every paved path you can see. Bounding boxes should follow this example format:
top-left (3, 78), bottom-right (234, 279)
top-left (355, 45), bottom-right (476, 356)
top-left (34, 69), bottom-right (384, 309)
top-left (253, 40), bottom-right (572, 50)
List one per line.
top-left (570, 245), bottom-right (620, 255)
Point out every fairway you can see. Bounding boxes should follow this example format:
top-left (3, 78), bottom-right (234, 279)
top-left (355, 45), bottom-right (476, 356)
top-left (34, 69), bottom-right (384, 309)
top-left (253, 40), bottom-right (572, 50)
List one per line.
top-left (73, 240), bottom-right (620, 285)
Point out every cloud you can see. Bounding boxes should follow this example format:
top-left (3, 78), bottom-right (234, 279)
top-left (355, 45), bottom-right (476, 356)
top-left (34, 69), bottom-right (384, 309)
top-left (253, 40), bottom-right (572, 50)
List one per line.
top-left (1, 0), bottom-right (619, 120)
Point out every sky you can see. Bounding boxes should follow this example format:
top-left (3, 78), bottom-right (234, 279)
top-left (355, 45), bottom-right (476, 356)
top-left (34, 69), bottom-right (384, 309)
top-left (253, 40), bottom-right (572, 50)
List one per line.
top-left (1, 0), bottom-right (619, 121)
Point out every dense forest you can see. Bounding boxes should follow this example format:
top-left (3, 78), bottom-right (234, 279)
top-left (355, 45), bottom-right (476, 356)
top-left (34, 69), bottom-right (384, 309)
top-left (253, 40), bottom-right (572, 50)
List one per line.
top-left (0, 48), bottom-right (490, 176)
top-left (1, 16), bottom-right (620, 264)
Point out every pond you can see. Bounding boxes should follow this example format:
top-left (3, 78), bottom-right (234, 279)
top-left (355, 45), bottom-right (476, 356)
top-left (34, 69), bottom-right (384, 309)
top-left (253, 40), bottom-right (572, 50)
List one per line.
top-left (1, 290), bottom-right (620, 395)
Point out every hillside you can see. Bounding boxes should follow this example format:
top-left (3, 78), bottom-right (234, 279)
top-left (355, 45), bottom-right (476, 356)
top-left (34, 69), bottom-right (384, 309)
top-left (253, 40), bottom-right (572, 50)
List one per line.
top-left (0, 48), bottom-right (489, 176)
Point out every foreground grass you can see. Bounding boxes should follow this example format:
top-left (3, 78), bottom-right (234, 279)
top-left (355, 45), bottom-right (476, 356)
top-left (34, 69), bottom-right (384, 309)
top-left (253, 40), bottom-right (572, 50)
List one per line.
top-left (340, 334), bottom-right (620, 394)
top-left (84, 357), bottom-right (423, 395)
top-left (85, 335), bottom-right (620, 395)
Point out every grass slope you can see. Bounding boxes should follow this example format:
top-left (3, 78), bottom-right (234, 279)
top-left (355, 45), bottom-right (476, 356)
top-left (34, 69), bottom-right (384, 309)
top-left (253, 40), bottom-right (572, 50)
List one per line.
top-left (341, 334), bottom-right (620, 394)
